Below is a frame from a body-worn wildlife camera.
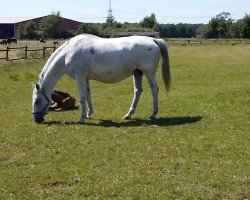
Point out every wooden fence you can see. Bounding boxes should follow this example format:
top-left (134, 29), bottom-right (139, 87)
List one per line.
top-left (0, 45), bottom-right (57, 61)
top-left (1, 39), bottom-right (250, 61)
top-left (166, 39), bottom-right (250, 45)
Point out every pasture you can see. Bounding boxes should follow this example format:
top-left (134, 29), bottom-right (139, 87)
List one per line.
top-left (0, 43), bottom-right (249, 199)
top-left (0, 40), bottom-right (63, 61)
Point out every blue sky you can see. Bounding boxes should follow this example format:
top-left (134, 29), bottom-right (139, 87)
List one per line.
top-left (1, 0), bottom-right (249, 24)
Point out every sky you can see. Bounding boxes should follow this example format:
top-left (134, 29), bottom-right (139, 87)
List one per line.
top-left (1, 0), bottom-right (249, 24)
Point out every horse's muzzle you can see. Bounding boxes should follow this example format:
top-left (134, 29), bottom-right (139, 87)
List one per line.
top-left (32, 114), bottom-right (44, 124)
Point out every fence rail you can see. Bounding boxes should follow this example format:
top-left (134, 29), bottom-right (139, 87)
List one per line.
top-left (0, 45), bottom-right (57, 61)
top-left (166, 39), bottom-right (250, 45)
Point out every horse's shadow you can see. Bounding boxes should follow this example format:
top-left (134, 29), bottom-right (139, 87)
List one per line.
top-left (92, 116), bottom-right (202, 127)
top-left (43, 116), bottom-right (203, 127)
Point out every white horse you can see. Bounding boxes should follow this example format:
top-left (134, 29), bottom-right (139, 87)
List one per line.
top-left (32, 34), bottom-right (170, 124)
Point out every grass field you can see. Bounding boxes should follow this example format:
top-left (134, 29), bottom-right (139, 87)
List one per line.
top-left (0, 44), bottom-right (249, 199)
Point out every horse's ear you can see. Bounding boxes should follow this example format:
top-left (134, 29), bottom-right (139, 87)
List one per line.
top-left (35, 84), bottom-right (40, 90)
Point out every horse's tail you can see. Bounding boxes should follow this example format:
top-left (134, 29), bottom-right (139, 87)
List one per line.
top-left (154, 39), bottom-right (171, 91)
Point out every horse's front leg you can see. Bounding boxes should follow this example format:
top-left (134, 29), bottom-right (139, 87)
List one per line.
top-left (124, 69), bottom-right (143, 120)
top-left (76, 76), bottom-right (88, 124)
top-left (147, 75), bottom-right (159, 120)
top-left (86, 80), bottom-right (93, 118)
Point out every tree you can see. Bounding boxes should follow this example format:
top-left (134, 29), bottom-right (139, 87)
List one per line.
top-left (106, 14), bottom-right (115, 25)
top-left (156, 23), bottom-right (199, 38)
top-left (167, 24), bottom-right (178, 37)
top-left (76, 23), bottom-right (102, 36)
top-left (205, 12), bottom-right (233, 38)
top-left (185, 24), bottom-right (199, 37)
top-left (176, 23), bottom-right (187, 37)
top-left (196, 24), bottom-right (209, 38)
top-left (140, 13), bottom-right (158, 29)
top-left (16, 20), bottom-right (40, 39)
top-left (40, 11), bottom-right (61, 39)
top-left (239, 14), bottom-right (250, 38)
top-left (229, 21), bottom-right (241, 38)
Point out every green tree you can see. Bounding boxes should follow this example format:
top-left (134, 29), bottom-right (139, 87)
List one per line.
top-left (229, 21), bottom-right (241, 38)
top-left (176, 23), bottom-right (187, 37)
top-left (16, 20), bottom-right (39, 39)
top-left (76, 23), bottom-right (102, 36)
top-left (156, 23), bottom-right (199, 38)
top-left (196, 24), bottom-right (209, 38)
top-left (239, 14), bottom-right (250, 38)
top-left (205, 12), bottom-right (233, 38)
top-left (40, 11), bottom-right (61, 39)
top-left (106, 14), bottom-right (115, 25)
top-left (140, 13), bottom-right (158, 29)
top-left (102, 21), bottom-right (124, 37)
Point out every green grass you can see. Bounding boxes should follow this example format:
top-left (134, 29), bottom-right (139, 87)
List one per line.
top-left (0, 44), bottom-right (249, 199)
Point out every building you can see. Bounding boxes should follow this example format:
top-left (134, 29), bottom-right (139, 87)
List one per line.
top-left (0, 23), bottom-right (14, 38)
top-left (0, 16), bottom-right (82, 39)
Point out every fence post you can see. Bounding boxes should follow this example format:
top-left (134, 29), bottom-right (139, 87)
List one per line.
top-left (25, 46), bottom-right (28, 59)
top-left (6, 47), bottom-right (9, 61)
top-left (43, 47), bottom-right (46, 59)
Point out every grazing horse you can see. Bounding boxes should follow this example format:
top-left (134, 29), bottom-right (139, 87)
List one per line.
top-left (53, 41), bottom-right (59, 45)
top-left (0, 39), bottom-right (7, 45)
top-left (6, 38), bottom-right (17, 44)
top-left (32, 34), bottom-right (170, 124)
top-left (40, 38), bottom-right (46, 43)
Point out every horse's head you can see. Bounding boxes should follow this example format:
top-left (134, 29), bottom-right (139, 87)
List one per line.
top-left (32, 83), bottom-right (51, 123)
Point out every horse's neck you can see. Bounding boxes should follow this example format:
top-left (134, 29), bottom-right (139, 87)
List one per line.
top-left (38, 41), bottom-right (68, 96)
top-left (39, 64), bottom-right (66, 96)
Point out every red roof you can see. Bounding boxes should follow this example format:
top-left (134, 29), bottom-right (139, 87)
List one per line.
top-left (0, 17), bottom-right (33, 24)
top-left (1, 15), bottom-right (82, 32)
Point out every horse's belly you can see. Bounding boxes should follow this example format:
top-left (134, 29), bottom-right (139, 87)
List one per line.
top-left (88, 66), bottom-right (133, 83)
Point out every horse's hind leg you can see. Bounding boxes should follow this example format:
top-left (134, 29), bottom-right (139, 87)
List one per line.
top-left (76, 76), bottom-right (88, 124)
top-left (124, 69), bottom-right (143, 120)
top-left (147, 75), bottom-right (159, 120)
top-left (86, 80), bottom-right (93, 118)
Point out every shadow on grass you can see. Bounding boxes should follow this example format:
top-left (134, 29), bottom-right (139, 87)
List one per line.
top-left (92, 116), bottom-right (203, 127)
top-left (43, 116), bottom-right (203, 127)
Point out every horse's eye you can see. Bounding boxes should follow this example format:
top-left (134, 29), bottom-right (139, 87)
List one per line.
top-left (35, 100), bottom-right (40, 105)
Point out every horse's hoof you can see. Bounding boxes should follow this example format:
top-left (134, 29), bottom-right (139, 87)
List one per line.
top-left (123, 115), bottom-right (131, 120)
top-left (77, 120), bottom-right (85, 124)
top-left (149, 116), bottom-right (156, 120)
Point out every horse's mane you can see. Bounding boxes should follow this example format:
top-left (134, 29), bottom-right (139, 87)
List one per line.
top-left (39, 41), bottom-right (69, 83)
top-left (39, 34), bottom-right (101, 82)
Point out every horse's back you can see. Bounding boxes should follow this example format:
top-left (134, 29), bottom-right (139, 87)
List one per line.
top-left (65, 35), bottom-right (161, 83)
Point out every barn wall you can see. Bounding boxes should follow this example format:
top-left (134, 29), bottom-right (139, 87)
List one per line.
top-left (0, 16), bottom-right (82, 39)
